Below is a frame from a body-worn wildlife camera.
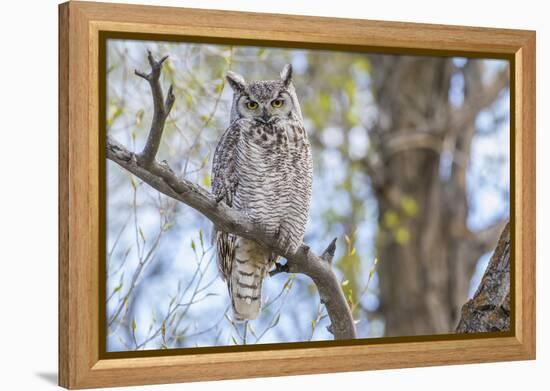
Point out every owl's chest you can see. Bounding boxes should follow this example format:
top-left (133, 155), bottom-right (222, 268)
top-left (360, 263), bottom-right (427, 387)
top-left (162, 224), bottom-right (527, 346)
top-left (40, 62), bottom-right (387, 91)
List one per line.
top-left (239, 121), bottom-right (306, 156)
top-left (233, 121), bottom-right (311, 191)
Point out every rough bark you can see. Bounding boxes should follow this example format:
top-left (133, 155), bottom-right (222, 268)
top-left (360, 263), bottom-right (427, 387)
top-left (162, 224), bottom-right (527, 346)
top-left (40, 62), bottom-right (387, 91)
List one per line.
top-left (106, 52), bottom-right (356, 340)
top-left (366, 55), bottom-right (508, 336)
top-left (456, 223), bottom-right (510, 333)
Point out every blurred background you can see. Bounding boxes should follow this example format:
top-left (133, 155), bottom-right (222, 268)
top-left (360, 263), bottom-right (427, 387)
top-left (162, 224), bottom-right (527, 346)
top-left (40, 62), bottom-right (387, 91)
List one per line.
top-left (105, 39), bottom-right (510, 352)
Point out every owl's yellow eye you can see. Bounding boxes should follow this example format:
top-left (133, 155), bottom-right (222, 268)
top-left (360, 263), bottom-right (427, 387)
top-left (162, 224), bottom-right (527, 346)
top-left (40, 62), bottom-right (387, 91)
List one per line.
top-left (271, 99), bottom-right (284, 108)
top-left (246, 101), bottom-right (258, 110)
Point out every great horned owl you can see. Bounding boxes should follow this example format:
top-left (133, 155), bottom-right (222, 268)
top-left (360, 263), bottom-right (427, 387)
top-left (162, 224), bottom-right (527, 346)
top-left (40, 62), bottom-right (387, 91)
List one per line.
top-left (212, 64), bottom-right (312, 321)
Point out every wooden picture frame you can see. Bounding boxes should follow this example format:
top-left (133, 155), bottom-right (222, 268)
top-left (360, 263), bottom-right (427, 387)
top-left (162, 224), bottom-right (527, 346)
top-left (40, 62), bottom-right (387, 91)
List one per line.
top-left (59, 1), bottom-right (536, 389)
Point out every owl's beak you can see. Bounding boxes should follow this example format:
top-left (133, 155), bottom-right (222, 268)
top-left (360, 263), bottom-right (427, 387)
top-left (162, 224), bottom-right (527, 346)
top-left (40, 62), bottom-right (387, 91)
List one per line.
top-left (260, 108), bottom-right (270, 123)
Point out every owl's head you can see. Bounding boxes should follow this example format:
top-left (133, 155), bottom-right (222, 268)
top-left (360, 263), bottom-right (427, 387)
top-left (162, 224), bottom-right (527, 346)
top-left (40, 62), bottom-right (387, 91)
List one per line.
top-left (226, 64), bottom-right (303, 124)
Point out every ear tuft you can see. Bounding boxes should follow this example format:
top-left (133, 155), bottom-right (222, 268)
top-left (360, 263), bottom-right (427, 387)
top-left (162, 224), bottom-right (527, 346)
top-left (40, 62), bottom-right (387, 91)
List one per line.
top-left (226, 71), bottom-right (247, 93)
top-left (280, 64), bottom-right (293, 87)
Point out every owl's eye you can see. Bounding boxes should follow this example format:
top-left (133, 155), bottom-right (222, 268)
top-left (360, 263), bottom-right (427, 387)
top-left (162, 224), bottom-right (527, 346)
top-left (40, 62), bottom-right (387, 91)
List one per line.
top-left (271, 99), bottom-right (284, 108)
top-left (246, 101), bottom-right (258, 110)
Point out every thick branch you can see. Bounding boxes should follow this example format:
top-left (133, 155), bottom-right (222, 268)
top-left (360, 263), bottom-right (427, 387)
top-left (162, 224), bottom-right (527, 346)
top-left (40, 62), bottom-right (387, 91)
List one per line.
top-left (456, 222), bottom-right (510, 333)
top-left (385, 130), bottom-right (443, 156)
top-left (135, 51), bottom-right (175, 168)
top-left (106, 53), bottom-right (356, 340)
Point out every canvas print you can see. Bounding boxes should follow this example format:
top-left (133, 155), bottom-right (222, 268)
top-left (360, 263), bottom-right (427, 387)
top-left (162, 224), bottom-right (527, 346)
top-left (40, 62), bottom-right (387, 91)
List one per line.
top-left (105, 39), bottom-right (510, 352)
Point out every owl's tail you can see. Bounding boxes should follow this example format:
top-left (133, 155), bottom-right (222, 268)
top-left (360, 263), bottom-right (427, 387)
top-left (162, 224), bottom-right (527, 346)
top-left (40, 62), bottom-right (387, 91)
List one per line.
top-left (229, 238), bottom-right (271, 322)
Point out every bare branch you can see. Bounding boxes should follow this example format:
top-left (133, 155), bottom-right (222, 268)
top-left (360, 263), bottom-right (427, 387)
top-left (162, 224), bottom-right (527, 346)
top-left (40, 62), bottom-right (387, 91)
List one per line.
top-left (385, 130), bottom-right (443, 156)
top-left (134, 51), bottom-right (175, 168)
top-left (321, 238), bottom-right (337, 264)
top-left (106, 52), bottom-right (357, 341)
top-left (452, 65), bottom-right (509, 135)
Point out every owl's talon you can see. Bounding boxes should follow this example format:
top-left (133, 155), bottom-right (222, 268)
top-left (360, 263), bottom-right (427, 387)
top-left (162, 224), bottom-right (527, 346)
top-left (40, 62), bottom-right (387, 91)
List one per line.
top-left (215, 193), bottom-right (225, 203)
top-left (269, 262), bottom-right (289, 277)
top-left (225, 190), bottom-right (233, 207)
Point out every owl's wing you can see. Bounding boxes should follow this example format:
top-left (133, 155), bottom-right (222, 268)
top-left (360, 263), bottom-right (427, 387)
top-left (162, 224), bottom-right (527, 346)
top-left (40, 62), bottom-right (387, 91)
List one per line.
top-left (212, 122), bottom-right (240, 208)
top-left (212, 123), bottom-right (241, 281)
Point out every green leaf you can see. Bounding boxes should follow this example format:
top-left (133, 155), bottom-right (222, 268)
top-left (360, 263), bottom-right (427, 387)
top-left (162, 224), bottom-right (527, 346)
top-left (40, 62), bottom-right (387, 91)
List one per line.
top-left (107, 106), bottom-right (124, 127)
top-left (401, 195), bottom-right (419, 217)
top-left (383, 210), bottom-right (399, 228)
top-left (214, 80), bottom-right (224, 94)
top-left (131, 318), bottom-right (137, 332)
top-left (202, 173), bottom-right (211, 187)
top-left (346, 111), bottom-right (360, 126)
top-left (184, 93), bottom-right (193, 108)
top-left (319, 93), bottom-right (331, 112)
top-left (283, 277), bottom-right (294, 290)
top-left (107, 63), bottom-right (117, 74)
top-left (344, 79), bottom-right (356, 100)
top-left (341, 280), bottom-right (349, 287)
top-left (355, 58), bottom-right (371, 72)
top-left (394, 227), bottom-right (410, 245)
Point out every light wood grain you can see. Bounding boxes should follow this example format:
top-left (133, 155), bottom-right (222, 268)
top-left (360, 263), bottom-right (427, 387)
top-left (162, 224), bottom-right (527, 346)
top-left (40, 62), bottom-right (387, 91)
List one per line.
top-left (58, 3), bottom-right (70, 387)
top-left (58, 1), bottom-right (536, 389)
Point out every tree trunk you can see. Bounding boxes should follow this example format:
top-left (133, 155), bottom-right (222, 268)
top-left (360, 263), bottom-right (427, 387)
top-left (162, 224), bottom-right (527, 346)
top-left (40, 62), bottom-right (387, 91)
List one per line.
top-left (456, 223), bottom-right (510, 333)
top-left (366, 56), bottom-right (507, 336)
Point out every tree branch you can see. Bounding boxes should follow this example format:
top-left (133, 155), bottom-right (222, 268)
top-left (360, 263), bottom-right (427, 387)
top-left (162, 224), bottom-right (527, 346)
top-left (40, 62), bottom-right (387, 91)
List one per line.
top-left (384, 130), bottom-right (443, 156)
top-left (135, 51), bottom-right (175, 168)
top-left (456, 222), bottom-right (510, 333)
top-left (452, 65), bottom-right (509, 135)
top-left (106, 53), bottom-right (357, 340)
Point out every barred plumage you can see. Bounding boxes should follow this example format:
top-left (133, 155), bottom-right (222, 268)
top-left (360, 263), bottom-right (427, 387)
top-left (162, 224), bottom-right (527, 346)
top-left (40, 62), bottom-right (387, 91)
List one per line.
top-left (212, 64), bottom-right (312, 321)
